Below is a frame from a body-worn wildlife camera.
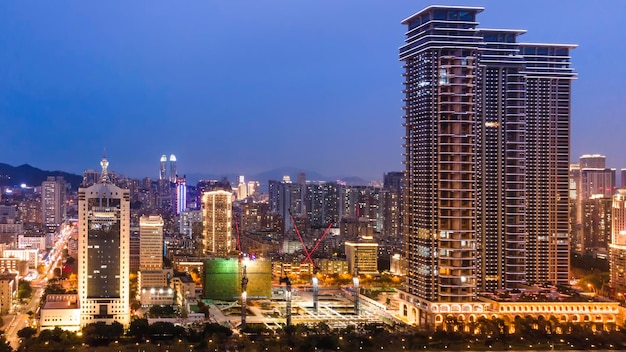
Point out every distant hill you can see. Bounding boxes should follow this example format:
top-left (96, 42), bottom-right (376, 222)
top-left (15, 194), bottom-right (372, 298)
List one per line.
top-left (186, 167), bottom-right (371, 191)
top-left (0, 163), bottom-right (83, 190)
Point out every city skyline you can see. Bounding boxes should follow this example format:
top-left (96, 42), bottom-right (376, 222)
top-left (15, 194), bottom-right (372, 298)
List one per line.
top-left (1, 1), bottom-right (624, 181)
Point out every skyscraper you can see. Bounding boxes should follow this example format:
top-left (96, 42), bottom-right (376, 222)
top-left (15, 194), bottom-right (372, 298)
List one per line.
top-left (139, 215), bottom-right (164, 271)
top-left (41, 176), bottom-right (66, 233)
top-left (169, 154), bottom-right (177, 183)
top-left (202, 190), bottom-right (233, 256)
top-left (159, 155), bottom-right (167, 181)
top-left (176, 176), bottom-right (187, 215)
top-left (78, 155), bottom-right (130, 327)
top-left (398, 5), bottom-right (575, 327)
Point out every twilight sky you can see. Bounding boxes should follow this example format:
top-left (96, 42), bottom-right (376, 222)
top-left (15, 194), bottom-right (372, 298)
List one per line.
top-left (1, 1), bottom-right (624, 181)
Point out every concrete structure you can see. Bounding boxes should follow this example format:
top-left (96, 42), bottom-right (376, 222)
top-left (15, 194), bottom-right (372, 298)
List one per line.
top-left (202, 190), bottom-right (233, 256)
top-left (78, 155), bottom-right (130, 327)
top-left (139, 215), bottom-right (164, 271)
top-left (398, 5), bottom-right (576, 328)
top-left (345, 238), bottom-right (379, 275)
top-left (40, 294), bottom-right (81, 331)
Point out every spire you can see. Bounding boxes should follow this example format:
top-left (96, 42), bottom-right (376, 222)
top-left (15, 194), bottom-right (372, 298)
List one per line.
top-left (100, 149), bottom-right (110, 183)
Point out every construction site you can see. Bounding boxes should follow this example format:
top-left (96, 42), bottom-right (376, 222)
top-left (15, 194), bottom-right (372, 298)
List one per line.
top-left (198, 214), bottom-right (403, 332)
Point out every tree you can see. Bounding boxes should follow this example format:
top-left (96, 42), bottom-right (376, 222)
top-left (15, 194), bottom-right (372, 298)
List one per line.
top-left (82, 321), bottom-right (124, 346)
top-left (17, 281), bottom-right (32, 300)
top-left (17, 327), bottom-right (36, 340)
top-left (127, 318), bottom-right (149, 340)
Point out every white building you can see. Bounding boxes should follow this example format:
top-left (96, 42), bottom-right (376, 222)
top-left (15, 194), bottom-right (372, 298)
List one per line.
top-left (78, 155), bottom-right (130, 327)
top-left (40, 294), bottom-right (80, 331)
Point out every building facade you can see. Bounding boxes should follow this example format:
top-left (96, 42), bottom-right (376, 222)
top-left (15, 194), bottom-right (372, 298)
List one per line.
top-left (610, 189), bottom-right (626, 292)
top-left (139, 215), bottom-right (164, 271)
top-left (41, 176), bottom-right (66, 233)
top-left (78, 156), bottom-right (130, 327)
top-left (398, 5), bottom-right (576, 327)
top-left (202, 190), bottom-right (233, 256)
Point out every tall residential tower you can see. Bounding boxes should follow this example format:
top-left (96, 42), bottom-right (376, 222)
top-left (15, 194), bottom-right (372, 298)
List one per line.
top-left (398, 5), bottom-right (576, 327)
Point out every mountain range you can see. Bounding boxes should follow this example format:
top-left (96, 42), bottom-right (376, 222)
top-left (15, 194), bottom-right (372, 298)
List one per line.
top-left (0, 163), bottom-right (83, 190)
top-left (0, 163), bottom-right (372, 191)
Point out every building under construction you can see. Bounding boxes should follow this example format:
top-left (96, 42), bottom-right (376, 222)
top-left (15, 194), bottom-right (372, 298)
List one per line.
top-left (202, 257), bottom-right (271, 301)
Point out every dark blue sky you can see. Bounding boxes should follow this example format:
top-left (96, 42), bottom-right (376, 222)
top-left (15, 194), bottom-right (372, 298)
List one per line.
top-left (1, 1), bottom-right (624, 181)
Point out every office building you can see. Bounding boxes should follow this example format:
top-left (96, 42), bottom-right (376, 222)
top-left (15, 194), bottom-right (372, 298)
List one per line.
top-left (41, 176), bottom-right (66, 233)
top-left (139, 215), bottom-right (164, 271)
top-left (398, 5), bottom-right (575, 327)
top-left (78, 155), bottom-right (130, 327)
top-left (345, 237), bottom-right (379, 275)
top-left (202, 190), bottom-right (233, 256)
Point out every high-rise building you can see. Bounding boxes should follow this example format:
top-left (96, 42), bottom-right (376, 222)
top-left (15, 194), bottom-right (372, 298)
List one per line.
top-left (610, 189), bottom-right (626, 293)
top-left (237, 176), bottom-right (248, 200)
top-left (202, 190), bottom-right (233, 256)
top-left (139, 215), bottom-right (164, 271)
top-left (169, 154), bottom-right (177, 183)
top-left (176, 176), bottom-right (187, 215)
top-left (82, 169), bottom-right (99, 187)
top-left (398, 5), bottom-right (575, 326)
top-left (41, 176), bottom-right (66, 233)
top-left (580, 154), bottom-right (606, 169)
top-left (78, 155), bottom-right (130, 327)
top-left (159, 155), bottom-right (167, 181)
top-left (268, 178), bottom-right (305, 234)
top-left (573, 155), bottom-right (616, 254)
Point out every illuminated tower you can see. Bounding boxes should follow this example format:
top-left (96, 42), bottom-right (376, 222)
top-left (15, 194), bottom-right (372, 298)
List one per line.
top-left (139, 215), bottom-right (164, 271)
top-left (78, 154), bottom-right (130, 327)
top-left (398, 5), bottom-right (575, 327)
top-left (176, 176), bottom-right (187, 215)
top-left (169, 154), bottom-right (177, 183)
top-left (159, 155), bottom-right (167, 181)
top-left (202, 190), bottom-right (233, 256)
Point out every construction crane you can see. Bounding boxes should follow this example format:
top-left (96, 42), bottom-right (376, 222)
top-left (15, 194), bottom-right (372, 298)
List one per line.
top-left (288, 210), bottom-right (333, 314)
top-left (279, 269), bottom-right (292, 326)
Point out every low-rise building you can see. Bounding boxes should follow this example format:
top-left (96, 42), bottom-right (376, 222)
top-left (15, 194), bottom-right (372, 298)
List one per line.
top-left (0, 273), bottom-right (16, 315)
top-left (40, 294), bottom-right (80, 331)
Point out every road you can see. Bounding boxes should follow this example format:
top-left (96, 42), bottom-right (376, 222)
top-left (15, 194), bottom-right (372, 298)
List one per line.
top-left (4, 222), bottom-right (75, 350)
top-left (4, 287), bottom-right (43, 350)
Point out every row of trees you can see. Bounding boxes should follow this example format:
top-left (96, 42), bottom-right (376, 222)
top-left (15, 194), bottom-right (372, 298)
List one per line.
top-left (15, 317), bottom-right (626, 352)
